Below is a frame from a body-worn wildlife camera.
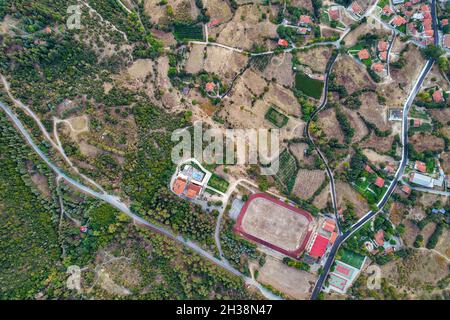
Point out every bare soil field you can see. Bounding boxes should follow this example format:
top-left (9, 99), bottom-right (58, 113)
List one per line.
top-left (205, 0), bottom-right (233, 23)
top-left (410, 132), bottom-right (445, 153)
top-left (203, 46), bottom-right (249, 82)
top-left (421, 222), bottom-right (438, 245)
top-left (357, 91), bottom-right (390, 131)
top-left (441, 151), bottom-right (450, 175)
top-left (292, 169), bottom-right (326, 200)
top-left (430, 107), bottom-right (450, 125)
top-left (362, 148), bottom-right (397, 166)
top-left (365, 133), bottom-right (394, 153)
top-left (316, 108), bottom-right (345, 144)
top-left (238, 196), bottom-right (312, 252)
top-left (144, 0), bottom-right (199, 25)
top-left (380, 249), bottom-right (448, 298)
top-left (262, 53), bottom-right (295, 87)
top-left (296, 46), bottom-right (334, 74)
top-left (388, 46), bottom-right (426, 107)
top-left (289, 143), bottom-right (317, 167)
top-left (401, 219), bottom-right (421, 247)
top-left (336, 181), bottom-right (369, 218)
top-left (332, 55), bottom-right (375, 95)
top-left (417, 193), bottom-right (448, 209)
top-left (290, 0), bottom-right (314, 13)
top-left (343, 22), bottom-right (390, 48)
top-left (240, 68), bottom-right (268, 96)
top-left (257, 256), bottom-right (316, 300)
top-left (422, 65), bottom-right (449, 91)
top-left (184, 43), bottom-right (206, 74)
top-left (342, 108), bottom-right (369, 143)
top-left (216, 5), bottom-right (278, 51)
top-left (263, 83), bottom-right (301, 116)
top-left (434, 228), bottom-right (450, 259)
top-left (312, 183), bottom-right (331, 209)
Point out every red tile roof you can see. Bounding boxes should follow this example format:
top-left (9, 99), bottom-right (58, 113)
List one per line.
top-left (309, 234), bottom-right (329, 258)
top-left (358, 48), bottom-right (370, 60)
top-left (379, 51), bottom-right (387, 61)
top-left (405, 1), bottom-right (412, 7)
top-left (298, 27), bottom-right (308, 34)
top-left (173, 177), bottom-right (187, 195)
top-left (372, 63), bottom-right (384, 73)
top-left (208, 19), bottom-right (220, 27)
top-left (43, 26), bottom-right (52, 34)
top-left (413, 119), bottom-right (422, 127)
top-left (401, 185), bottom-right (411, 194)
top-left (392, 16), bottom-right (407, 26)
top-left (329, 232), bottom-right (338, 244)
top-left (432, 90), bottom-right (443, 102)
top-left (424, 12), bottom-right (432, 19)
top-left (378, 41), bottom-right (388, 52)
top-left (415, 160), bottom-right (426, 172)
top-left (421, 4), bottom-right (430, 12)
top-left (323, 219), bottom-right (336, 232)
top-left (205, 82), bottom-right (215, 92)
top-left (375, 176), bottom-right (385, 188)
top-left (423, 19), bottom-right (433, 30)
top-left (186, 183), bottom-right (202, 199)
top-left (442, 19), bottom-right (449, 27)
top-left (382, 5), bottom-right (393, 15)
top-left (351, 2), bottom-right (363, 14)
top-left (299, 15), bottom-right (312, 24)
top-left (329, 9), bottom-right (340, 21)
top-left (278, 39), bottom-right (289, 47)
top-left (365, 164), bottom-right (375, 174)
top-left (374, 229), bottom-right (385, 246)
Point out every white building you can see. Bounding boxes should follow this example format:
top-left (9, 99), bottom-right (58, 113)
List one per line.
top-left (410, 172), bottom-right (434, 188)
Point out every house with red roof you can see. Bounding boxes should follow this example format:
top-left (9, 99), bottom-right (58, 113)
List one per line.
top-left (205, 82), bottom-right (215, 92)
top-left (358, 48), bottom-right (370, 60)
top-left (379, 51), bottom-right (388, 61)
top-left (299, 15), bottom-right (312, 25)
top-left (298, 27), bottom-right (308, 34)
top-left (323, 219), bottom-right (336, 233)
top-left (401, 185), bottom-right (411, 194)
top-left (329, 8), bottom-right (340, 21)
top-left (392, 16), bottom-right (407, 27)
top-left (173, 177), bottom-right (187, 195)
top-left (415, 160), bottom-right (426, 173)
top-left (442, 19), bottom-right (449, 27)
top-left (208, 19), bottom-right (220, 27)
top-left (378, 41), bottom-right (388, 52)
top-left (43, 26), bottom-right (52, 34)
top-left (329, 232), bottom-right (338, 245)
top-left (372, 63), bottom-right (384, 73)
top-left (308, 233), bottom-right (329, 258)
top-left (186, 183), bottom-right (202, 199)
top-left (432, 90), bottom-right (443, 102)
top-left (375, 176), bottom-right (385, 188)
top-left (421, 4), bottom-right (430, 12)
top-left (374, 230), bottom-right (385, 246)
top-left (278, 39), bottom-right (289, 47)
top-left (350, 2), bottom-right (363, 15)
top-left (382, 5), bottom-right (393, 16)
top-left (365, 164), bottom-right (375, 174)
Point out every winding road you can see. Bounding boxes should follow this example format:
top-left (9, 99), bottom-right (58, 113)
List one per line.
top-left (0, 100), bottom-right (282, 300)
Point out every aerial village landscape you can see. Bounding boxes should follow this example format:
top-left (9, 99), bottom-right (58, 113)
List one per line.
top-left (0, 0), bottom-right (448, 302)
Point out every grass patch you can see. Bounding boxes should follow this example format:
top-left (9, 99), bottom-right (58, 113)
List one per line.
top-left (295, 72), bottom-right (324, 99)
top-left (377, 0), bottom-right (389, 8)
top-left (339, 248), bottom-right (365, 269)
top-left (207, 174), bottom-right (230, 193)
top-left (265, 106), bottom-right (289, 128)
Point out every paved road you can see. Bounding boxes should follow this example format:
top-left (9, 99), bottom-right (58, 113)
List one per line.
top-left (305, 53), bottom-right (341, 232)
top-left (310, 58), bottom-right (434, 300)
top-left (310, 0), bottom-right (439, 299)
top-left (0, 100), bottom-right (282, 300)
